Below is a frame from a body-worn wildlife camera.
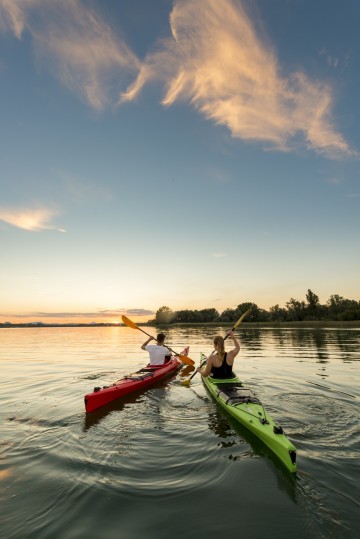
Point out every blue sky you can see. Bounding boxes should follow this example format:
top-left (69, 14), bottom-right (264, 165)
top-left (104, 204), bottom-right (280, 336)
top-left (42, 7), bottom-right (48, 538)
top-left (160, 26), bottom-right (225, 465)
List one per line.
top-left (0, 0), bottom-right (359, 323)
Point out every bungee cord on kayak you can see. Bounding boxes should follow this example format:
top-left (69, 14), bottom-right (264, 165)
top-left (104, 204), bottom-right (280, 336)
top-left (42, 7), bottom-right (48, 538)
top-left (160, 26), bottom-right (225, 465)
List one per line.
top-left (83, 307), bottom-right (296, 471)
top-left (84, 347), bottom-right (189, 413)
top-left (180, 306), bottom-right (297, 472)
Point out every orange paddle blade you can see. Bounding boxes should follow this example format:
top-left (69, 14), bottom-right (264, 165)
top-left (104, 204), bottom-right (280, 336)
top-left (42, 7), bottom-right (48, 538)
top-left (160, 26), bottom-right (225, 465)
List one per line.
top-left (177, 353), bottom-right (195, 366)
top-left (180, 365), bottom-right (195, 377)
top-left (121, 315), bottom-right (139, 330)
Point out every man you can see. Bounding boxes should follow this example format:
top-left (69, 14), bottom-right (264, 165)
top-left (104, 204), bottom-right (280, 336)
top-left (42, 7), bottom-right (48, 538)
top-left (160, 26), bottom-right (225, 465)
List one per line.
top-left (141, 333), bottom-right (172, 365)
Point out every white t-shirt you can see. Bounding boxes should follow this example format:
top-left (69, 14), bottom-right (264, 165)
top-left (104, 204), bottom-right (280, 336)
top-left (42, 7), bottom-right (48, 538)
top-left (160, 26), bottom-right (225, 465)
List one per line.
top-left (145, 344), bottom-right (171, 365)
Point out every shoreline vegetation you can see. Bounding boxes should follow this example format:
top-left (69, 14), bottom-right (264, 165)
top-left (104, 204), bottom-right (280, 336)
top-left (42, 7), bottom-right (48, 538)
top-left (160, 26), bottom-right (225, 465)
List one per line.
top-left (1, 320), bottom-right (360, 329)
top-left (150, 290), bottom-right (360, 325)
top-left (2, 290), bottom-right (359, 329)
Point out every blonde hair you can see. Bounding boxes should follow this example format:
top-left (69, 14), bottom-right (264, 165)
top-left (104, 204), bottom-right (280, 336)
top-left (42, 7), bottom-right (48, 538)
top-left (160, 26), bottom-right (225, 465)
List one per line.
top-left (213, 336), bottom-right (225, 360)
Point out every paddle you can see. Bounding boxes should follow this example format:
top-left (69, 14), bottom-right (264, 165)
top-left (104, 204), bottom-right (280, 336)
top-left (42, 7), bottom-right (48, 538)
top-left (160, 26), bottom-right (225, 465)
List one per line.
top-left (121, 315), bottom-right (195, 366)
top-left (181, 305), bottom-right (253, 387)
top-left (179, 364), bottom-right (195, 377)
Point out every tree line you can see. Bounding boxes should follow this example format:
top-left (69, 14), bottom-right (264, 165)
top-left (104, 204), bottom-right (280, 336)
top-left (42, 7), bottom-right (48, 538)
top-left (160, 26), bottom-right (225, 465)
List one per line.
top-left (151, 290), bottom-right (360, 324)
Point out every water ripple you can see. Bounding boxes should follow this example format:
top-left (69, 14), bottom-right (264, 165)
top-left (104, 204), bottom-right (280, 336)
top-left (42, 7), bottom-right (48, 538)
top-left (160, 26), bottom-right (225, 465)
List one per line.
top-left (1, 326), bottom-right (359, 539)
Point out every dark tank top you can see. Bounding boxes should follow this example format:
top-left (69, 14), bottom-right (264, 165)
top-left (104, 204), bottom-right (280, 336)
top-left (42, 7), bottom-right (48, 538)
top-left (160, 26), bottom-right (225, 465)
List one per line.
top-left (211, 353), bottom-right (234, 379)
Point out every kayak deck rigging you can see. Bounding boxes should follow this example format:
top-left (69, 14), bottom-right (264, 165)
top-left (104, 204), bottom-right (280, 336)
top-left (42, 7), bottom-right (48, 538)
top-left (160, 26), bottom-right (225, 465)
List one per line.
top-left (84, 348), bottom-right (188, 413)
top-left (200, 354), bottom-right (297, 473)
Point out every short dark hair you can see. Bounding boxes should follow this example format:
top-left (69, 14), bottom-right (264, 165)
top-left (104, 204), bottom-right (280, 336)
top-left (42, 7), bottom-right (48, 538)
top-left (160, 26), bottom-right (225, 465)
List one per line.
top-left (157, 333), bottom-right (166, 343)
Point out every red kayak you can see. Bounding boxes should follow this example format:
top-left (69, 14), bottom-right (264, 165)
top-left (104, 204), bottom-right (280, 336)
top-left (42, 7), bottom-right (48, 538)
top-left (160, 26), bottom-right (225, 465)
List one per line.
top-left (84, 347), bottom-right (189, 413)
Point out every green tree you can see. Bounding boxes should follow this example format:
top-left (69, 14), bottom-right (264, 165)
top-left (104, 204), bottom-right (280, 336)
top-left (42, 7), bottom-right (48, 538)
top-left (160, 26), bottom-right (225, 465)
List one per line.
top-left (218, 308), bottom-right (237, 322)
top-left (173, 310), bottom-right (200, 323)
top-left (155, 306), bottom-right (174, 324)
top-left (285, 298), bottom-right (306, 321)
top-left (198, 308), bottom-right (219, 322)
top-left (235, 302), bottom-right (266, 322)
top-left (269, 304), bottom-right (287, 322)
top-left (326, 295), bottom-right (360, 320)
top-left (305, 289), bottom-right (320, 319)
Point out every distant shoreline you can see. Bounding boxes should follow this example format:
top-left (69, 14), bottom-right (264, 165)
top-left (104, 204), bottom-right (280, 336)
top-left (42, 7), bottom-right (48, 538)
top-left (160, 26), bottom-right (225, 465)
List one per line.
top-left (1, 321), bottom-right (359, 329)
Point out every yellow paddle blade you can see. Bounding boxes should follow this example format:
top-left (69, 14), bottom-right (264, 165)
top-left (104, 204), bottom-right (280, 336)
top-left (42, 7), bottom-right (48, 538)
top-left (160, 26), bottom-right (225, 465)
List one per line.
top-left (121, 315), bottom-right (139, 330)
top-left (233, 305), bottom-right (253, 329)
top-left (177, 354), bottom-right (195, 366)
top-left (181, 377), bottom-right (192, 386)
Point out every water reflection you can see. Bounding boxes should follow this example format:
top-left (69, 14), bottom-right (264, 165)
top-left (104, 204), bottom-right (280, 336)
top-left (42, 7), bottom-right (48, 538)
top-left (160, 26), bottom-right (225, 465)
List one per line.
top-left (152, 325), bottom-right (360, 373)
top-left (205, 405), bottom-right (299, 500)
top-left (83, 392), bottom-right (144, 431)
top-left (84, 384), bottom-right (175, 433)
top-left (333, 331), bottom-right (360, 361)
top-left (1, 326), bottom-right (359, 539)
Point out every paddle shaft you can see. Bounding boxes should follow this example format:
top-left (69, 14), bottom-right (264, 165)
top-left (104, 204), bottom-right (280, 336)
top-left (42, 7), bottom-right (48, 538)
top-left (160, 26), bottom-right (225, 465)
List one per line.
top-left (140, 330), bottom-right (191, 360)
top-left (122, 315), bottom-right (194, 365)
top-left (186, 326), bottom-right (234, 383)
top-left (184, 306), bottom-right (253, 385)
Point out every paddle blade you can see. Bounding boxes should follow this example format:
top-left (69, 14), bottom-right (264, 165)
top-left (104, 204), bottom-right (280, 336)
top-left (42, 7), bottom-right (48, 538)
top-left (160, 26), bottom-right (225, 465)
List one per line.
top-left (177, 354), bottom-right (195, 366)
top-left (233, 305), bottom-right (253, 329)
top-left (181, 357), bottom-right (206, 386)
top-left (121, 315), bottom-right (139, 330)
top-left (179, 365), bottom-right (195, 377)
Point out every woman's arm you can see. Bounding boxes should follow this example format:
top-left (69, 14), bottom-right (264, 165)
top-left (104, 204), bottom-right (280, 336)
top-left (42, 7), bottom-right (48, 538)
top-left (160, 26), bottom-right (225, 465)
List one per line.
top-left (226, 330), bottom-right (240, 363)
top-left (196, 354), bottom-right (214, 378)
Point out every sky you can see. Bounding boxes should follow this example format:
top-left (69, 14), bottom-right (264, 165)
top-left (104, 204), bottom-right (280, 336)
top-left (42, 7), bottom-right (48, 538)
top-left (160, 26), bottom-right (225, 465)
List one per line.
top-left (0, 0), bottom-right (359, 324)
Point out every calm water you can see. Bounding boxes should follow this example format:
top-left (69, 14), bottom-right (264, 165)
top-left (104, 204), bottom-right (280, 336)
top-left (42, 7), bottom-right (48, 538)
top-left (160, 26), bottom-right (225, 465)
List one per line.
top-left (1, 326), bottom-right (359, 539)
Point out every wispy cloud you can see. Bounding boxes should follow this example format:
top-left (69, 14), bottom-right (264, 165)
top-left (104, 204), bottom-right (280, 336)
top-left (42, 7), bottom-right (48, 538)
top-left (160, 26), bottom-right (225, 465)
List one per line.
top-left (0, 0), bottom-right (355, 157)
top-left (319, 48), bottom-right (339, 69)
top-left (319, 47), bottom-right (352, 70)
top-left (212, 252), bottom-right (227, 258)
top-left (0, 0), bottom-right (28, 38)
top-left (0, 207), bottom-right (65, 232)
top-left (122, 0), bottom-right (354, 158)
top-left (0, 0), bottom-right (140, 109)
top-left (325, 176), bottom-right (342, 185)
top-left (52, 169), bottom-right (113, 204)
top-left (1, 308), bottom-right (154, 318)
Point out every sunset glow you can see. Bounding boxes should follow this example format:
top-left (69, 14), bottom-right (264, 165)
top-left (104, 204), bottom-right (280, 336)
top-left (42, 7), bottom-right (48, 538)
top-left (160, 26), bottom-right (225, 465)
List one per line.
top-left (0, 0), bottom-right (359, 324)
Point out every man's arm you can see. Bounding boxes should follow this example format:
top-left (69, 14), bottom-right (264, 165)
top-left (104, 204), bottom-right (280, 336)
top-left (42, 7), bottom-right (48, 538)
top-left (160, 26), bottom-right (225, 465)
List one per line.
top-left (141, 336), bottom-right (154, 350)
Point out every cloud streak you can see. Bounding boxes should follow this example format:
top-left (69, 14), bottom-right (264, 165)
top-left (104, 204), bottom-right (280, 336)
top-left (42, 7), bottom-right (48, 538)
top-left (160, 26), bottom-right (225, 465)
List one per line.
top-left (0, 308), bottom-right (154, 318)
top-left (0, 0), bottom-right (140, 109)
top-left (0, 207), bottom-right (65, 232)
top-left (0, 0), bottom-right (355, 157)
top-left (122, 0), bottom-right (354, 158)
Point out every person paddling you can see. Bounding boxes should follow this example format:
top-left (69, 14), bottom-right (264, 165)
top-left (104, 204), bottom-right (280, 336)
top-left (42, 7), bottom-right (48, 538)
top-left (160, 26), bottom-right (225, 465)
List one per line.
top-left (196, 330), bottom-right (240, 379)
top-left (141, 333), bottom-right (172, 365)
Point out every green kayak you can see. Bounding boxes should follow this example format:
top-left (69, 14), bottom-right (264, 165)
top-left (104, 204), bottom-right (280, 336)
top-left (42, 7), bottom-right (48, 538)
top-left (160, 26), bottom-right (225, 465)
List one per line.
top-left (200, 354), bottom-right (297, 473)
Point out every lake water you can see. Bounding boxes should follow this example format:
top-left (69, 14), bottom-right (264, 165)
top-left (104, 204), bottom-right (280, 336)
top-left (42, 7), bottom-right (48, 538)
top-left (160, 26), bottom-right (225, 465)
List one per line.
top-left (1, 325), bottom-right (359, 539)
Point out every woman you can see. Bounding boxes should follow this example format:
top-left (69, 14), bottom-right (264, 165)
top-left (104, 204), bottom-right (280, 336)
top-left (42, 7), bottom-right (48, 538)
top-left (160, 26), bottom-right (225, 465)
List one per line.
top-left (196, 330), bottom-right (240, 379)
